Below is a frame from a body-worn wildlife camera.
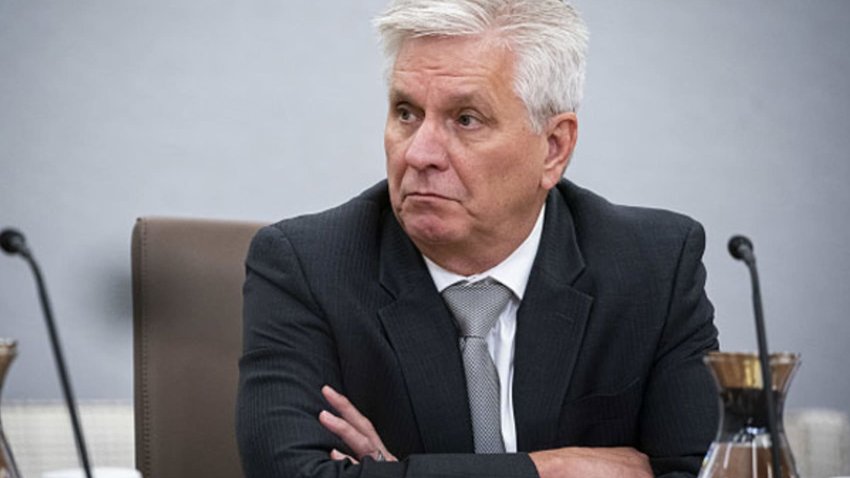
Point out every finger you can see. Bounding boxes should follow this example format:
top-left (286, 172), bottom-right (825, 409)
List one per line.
top-left (378, 448), bottom-right (398, 462)
top-left (321, 386), bottom-right (398, 462)
top-left (322, 386), bottom-right (381, 439)
top-left (605, 447), bottom-right (649, 464)
top-left (319, 410), bottom-right (375, 457)
top-left (330, 448), bottom-right (359, 464)
top-left (573, 447), bottom-right (648, 466)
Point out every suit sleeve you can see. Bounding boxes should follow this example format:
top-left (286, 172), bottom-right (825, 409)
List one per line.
top-left (639, 221), bottom-right (720, 477)
top-left (236, 225), bottom-right (539, 478)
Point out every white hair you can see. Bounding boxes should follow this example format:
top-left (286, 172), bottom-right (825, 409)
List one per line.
top-left (373, 0), bottom-right (589, 132)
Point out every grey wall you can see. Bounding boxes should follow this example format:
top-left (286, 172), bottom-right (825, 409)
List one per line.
top-left (1, 1), bottom-right (848, 415)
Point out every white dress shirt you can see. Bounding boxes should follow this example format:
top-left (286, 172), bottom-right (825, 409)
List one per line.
top-left (422, 206), bottom-right (546, 453)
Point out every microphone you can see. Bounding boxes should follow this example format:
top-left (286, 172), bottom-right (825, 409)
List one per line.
top-left (727, 234), bottom-right (754, 263)
top-left (728, 234), bottom-right (782, 477)
top-left (1, 228), bottom-right (94, 478)
top-left (0, 229), bottom-right (29, 257)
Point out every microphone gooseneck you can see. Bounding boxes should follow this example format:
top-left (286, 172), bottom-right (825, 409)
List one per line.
top-left (1, 228), bottom-right (94, 478)
top-left (727, 234), bottom-right (783, 477)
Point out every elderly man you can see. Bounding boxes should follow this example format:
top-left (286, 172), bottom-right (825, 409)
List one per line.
top-left (237, 1), bottom-right (719, 477)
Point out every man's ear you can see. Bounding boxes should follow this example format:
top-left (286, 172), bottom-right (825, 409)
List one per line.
top-left (540, 112), bottom-right (578, 190)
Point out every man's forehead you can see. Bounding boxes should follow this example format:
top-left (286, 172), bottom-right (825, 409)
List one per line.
top-left (389, 68), bottom-right (505, 103)
top-left (388, 37), bottom-right (515, 105)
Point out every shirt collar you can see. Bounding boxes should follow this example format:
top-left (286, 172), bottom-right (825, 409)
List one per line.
top-left (423, 205), bottom-right (546, 300)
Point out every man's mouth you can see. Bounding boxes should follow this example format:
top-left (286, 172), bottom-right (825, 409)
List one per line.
top-left (405, 191), bottom-right (454, 201)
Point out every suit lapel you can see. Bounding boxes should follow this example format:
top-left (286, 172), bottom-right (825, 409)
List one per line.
top-left (377, 211), bottom-right (474, 453)
top-left (513, 188), bottom-right (594, 451)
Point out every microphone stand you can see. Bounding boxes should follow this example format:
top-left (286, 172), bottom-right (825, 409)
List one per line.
top-left (1, 230), bottom-right (94, 478)
top-left (729, 236), bottom-right (783, 477)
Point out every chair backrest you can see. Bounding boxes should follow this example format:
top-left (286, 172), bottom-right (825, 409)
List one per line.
top-left (131, 217), bottom-right (264, 478)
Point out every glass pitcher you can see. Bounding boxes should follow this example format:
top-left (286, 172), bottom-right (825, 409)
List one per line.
top-left (1, 339), bottom-right (21, 478)
top-left (698, 351), bottom-right (801, 478)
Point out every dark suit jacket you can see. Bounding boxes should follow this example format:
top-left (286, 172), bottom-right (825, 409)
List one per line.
top-left (237, 179), bottom-right (719, 478)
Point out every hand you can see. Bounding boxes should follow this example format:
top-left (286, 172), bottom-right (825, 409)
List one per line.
top-left (319, 385), bottom-right (398, 464)
top-left (529, 447), bottom-right (652, 478)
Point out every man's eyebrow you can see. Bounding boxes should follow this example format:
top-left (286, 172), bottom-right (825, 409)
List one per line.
top-left (389, 89), bottom-right (492, 108)
top-left (389, 89), bottom-right (414, 105)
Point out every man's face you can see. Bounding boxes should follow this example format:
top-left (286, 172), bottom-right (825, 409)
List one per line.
top-left (385, 35), bottom-right (563, 267)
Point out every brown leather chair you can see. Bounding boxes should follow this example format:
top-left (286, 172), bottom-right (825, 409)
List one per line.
top-left (131, 217), bottom-right (265, 478)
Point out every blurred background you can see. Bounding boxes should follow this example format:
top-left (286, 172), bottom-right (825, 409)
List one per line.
top-left (1, 0), bottom-right (849, 473)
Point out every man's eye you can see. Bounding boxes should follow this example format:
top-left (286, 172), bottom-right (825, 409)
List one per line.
top-left (397, 107), bottom-right (416, 122)
top-left (457, 114), bottom-right (480, 128)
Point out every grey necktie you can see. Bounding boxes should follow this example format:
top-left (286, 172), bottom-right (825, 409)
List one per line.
top-left (442, 278), bottom-right (512, 454)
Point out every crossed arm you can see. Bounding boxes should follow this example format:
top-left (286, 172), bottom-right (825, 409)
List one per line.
top-left (319, 385), bottom-right (652, 478)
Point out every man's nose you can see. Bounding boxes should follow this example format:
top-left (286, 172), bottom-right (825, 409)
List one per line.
top-left (403, 118), bottom-right (449, 170)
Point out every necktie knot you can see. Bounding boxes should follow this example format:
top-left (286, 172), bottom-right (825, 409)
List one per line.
top-left (442, 278), bottom-right (512, 338)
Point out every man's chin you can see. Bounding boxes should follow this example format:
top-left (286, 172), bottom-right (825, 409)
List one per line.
top-left (398, 215), bottom-right (464, 247)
